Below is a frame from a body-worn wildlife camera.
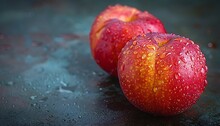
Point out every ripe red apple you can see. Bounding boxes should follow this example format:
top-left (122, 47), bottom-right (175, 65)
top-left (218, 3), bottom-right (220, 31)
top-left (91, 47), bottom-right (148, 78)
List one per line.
top-left (90, 5), bottom-right (166, 76)
top-left (118, 33), bottom-right (208, 116)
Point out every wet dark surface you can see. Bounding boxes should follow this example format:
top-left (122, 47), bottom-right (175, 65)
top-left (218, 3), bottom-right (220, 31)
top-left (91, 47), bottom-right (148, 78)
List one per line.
top-left (0, 0), bottom-right (220, 125)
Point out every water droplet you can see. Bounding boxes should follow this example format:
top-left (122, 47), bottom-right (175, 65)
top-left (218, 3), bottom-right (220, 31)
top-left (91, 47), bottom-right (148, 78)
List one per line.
top-left (60, 80), bottom-right (68, 87)
top-left (133, 51), bottom-right (138, 55)
top-left (153, 87), bottom-right (157, 92)
top-left (39, 97), bottom-right (48, 102)
top-left (31, 103), bottom-right (37, 107)
top-left (146, 45), bottom-right (156, 50)
top-left (23, 88), bottom-right (27, 91)
top-left (123, 51), bottom-right (126, 55)
top-left (190, 56), bottom-right (195, 61)
top-left (7, 81), bottom-right (14, 86)
top-left (204, 80), bottom-right (208, 85)
top-left (175, 73), bottom-right (180, 79)
top-left (201, 68), bottom-right (205, 74)
top-left (30, 95), bottom-right (37, 100)
top-left (142, 54), bottom-right (147, 59)
top-left (92, 71), bottom-right (96, 75)
top-left (148, 52), bottom-right (153, 56)
top-left (170, 46), bottom-right (174, 49)
top-left (158, 70), bottom-right (162, 74)
top-left (205, 66), bottom-right (208, 71)
top-left (163, 66), bottom-right (169, 70)
top-left (160, 53), bottom-right (166, 58)
top-left (166, 52), bottom-right (171, 56)
top-left (180, 56), bottom-right (187, 63)
top-left (133, 41), bottom-right (137, 45)
top-left (185, 51), bottom-right (189, 55)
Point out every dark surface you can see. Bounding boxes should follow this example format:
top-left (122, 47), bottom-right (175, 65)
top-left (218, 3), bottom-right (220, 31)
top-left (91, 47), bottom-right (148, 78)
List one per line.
top-left (0, 0), bottom-right (220, 126)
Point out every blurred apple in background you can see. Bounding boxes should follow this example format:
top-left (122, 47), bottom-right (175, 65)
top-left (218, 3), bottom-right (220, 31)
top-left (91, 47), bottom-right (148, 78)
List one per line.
top-left (90, 5), bottom-right (166, 76)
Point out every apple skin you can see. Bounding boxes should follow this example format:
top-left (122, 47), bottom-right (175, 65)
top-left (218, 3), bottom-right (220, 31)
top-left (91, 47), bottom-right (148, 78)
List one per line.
top-left (90, 5), bottom-right (166, 76)
top-left (118, 33), bottom-right (208, 116)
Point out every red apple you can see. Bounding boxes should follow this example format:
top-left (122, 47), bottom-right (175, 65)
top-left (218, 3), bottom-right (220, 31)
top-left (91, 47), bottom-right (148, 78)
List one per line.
top-left (118, 33), bottom-right (208, 116)
top-left (90, 5), bottom-right (166, 76)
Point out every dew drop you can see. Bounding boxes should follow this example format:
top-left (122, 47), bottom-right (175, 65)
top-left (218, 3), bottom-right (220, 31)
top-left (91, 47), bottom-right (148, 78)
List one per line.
top-left (185, 51), bottom-right (190, 55)
top-left (201, 68), bottom-right (205, 74)
top-left (166, 52), bottom-right (171, 56)
top-left (7, 81), bottom-right (14, 86)
top-left (142, 54), bottom-right (147, 59)
top-left (148, 52), bottom-right (153, 56)
top-left (175, 73), bottom-right (180, 79)
top-left (133, 51), bottom-right (138, 55)
top-left (163, 66), bottom-right (169, 70)
top-left (180, 56), bottom-right (187, 63)
top-left (153, 87), bottom-right (157, 92)
top-left (205, 66), bottom-right (208, 71)
top-left (190, 56), bottom-right (195, 61)
top-left (146, 45), bottom-right (156, 50)
top-left (170, 46), bottom-right (174, 49)
top-left (133, 41), bottom-right (137, 45)
top-left (30, 95), bottom-right (37, 100)
top-left (158, 70), bottom-right (162, 74)
top-left (204, 80), bottom-right (208, 85)
top-left (160, 53), bottom-right (166, 58)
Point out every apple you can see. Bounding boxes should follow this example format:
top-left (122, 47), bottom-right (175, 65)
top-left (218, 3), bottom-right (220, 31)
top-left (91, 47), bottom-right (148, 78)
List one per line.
top-left (118, 33), bottom-right (208, 116)
top-left (90, 5), bottom-right (166, 76)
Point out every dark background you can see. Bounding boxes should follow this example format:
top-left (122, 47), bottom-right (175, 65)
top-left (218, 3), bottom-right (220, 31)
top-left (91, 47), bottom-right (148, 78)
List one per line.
top-left (0, 0), bottom-right (220, 125)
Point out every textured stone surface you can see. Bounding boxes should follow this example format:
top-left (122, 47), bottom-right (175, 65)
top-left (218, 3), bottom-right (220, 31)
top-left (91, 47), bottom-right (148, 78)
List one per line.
top-left (0, 0), bottom-right (219, 125)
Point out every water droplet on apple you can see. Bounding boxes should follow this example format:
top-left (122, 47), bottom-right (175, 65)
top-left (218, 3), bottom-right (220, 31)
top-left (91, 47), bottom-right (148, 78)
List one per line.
top-left (133, 41), bottom-right (137, 45)
top-left (133, 51), bottom-right (138, 55)
top-left (148, 52), bottom-right (153, 56)
top-left (175, 73), bottom-right (180, 79)
top-left (142, 54), bottom-right (147, 59)
top-left (146, 45), bottom-right (156, 50)
top-left (201, 68), bottom-right (205, 74)
top-left (166, 52), bottom-right (171, 56)
top-left (204, 80), bottom-right (208, 86)
top-left (185, 50), bottom-right (190, 55)
top-left (170, 46), bottom-right (174, 49)
top-left (163, 66), bottom-right (169, 70)
top-left (190, 56), bottom-right (195, 61)
top-left (158, 70), bottom-right (162, 74)
top-left (160, 53), bottom-right (166, 58)
top-left (153, 87), bottom-right (157, 92)
top-left (205, 66), bottom-right (208, 71)
top-left (180, 56), bottom-right (187, 63)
